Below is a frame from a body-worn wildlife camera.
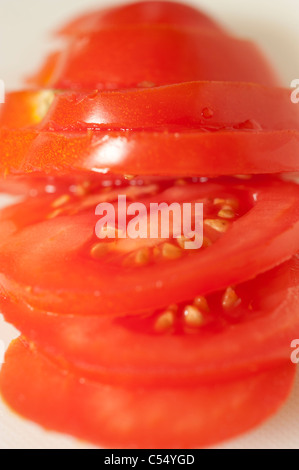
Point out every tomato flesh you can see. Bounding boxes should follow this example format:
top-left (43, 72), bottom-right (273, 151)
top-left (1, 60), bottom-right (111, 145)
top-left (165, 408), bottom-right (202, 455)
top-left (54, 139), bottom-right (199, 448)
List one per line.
top-left (0, 257), bottom-right (298, 386)
top-left (0, 0), bottom-right (298, 450)
top-left (1, 128), bottom-right (299, 177)
top-left (43, 27), bottom-right (279, 91)
top-left (1, 82), bottom-right (299, 177)
top-left (3, 83), bottom-right (299, 132)
top-left (0, 338), bottom-right (295, 449)
top-left (0, 177), bottom-right (298, 316)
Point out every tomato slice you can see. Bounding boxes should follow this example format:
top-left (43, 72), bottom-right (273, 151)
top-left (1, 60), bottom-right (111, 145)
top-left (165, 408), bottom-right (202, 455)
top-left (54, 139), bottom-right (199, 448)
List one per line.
top-left (0, 337), bottom-right (295, 449)
top-left (2, 83), bottom-right (299, 177)
top-left (1, 257), bottom-right (298, 386)
top-left (58, 1), bottom-right (225, 35)
top-left (2, 82), bottom-right (298, 132)
top-left (0, 177), bottom-right (298, 316)
top-left (41, 27), bottom-right (279, 90)
top-left (39, 82), bottom-right (299, 132)
top-left (0, 90), bottom-right (55, 128)
top-left (1, 126), bottom-right (299, 177)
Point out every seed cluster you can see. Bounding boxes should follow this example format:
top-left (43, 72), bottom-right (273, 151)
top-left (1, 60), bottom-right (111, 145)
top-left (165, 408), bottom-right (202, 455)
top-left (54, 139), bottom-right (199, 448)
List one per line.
top-left (154, 288), bottom-right (241, 333)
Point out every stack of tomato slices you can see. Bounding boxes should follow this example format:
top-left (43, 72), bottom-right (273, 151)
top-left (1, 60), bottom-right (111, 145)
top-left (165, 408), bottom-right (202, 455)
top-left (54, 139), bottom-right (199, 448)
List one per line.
top-left (0, 1), bottom-right (299, 449)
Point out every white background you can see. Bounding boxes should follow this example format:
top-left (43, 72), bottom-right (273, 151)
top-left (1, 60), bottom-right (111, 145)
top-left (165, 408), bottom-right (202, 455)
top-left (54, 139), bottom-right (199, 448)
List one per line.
top-left (0, 0), bottom-right (299, 449)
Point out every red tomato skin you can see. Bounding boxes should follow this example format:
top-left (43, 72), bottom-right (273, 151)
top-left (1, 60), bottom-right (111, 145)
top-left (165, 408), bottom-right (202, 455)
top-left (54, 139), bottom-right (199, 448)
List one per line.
top-left (0, 337), bottom-right (296, 449)
top-left (40, 82), bottom-right (299, 132)
top-left (3, 82), bottom-right (298, 132)
top-left (44, 27), bottom-right (279, 90)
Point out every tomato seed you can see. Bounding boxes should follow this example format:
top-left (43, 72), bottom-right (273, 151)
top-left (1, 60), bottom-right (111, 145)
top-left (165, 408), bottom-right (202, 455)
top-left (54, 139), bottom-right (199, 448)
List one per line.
top-left (222, 287), bottom-right (241, 310)
top-left (162, 243), bottom-right (182, 259)
top-left (134, 248), bottom-right (150, 266)
top-left (193, 296), bottom-right (209, 312)
top-left (90, 243), bottom-right (110, 259)
top-left (218, 208), bottom-right (235, 219)
top-left (204, 219), bottom-right (230, 232)
top-left (51, 194), bottom-right (71, 209)
top-left (213, 198), bottom-right (239, 210)
top-left (183, 305), bottom-right (204, 327)
top-left (155, 311), bottom-right (174, 332)
top-left (47, 208), bottom-right (64, 219)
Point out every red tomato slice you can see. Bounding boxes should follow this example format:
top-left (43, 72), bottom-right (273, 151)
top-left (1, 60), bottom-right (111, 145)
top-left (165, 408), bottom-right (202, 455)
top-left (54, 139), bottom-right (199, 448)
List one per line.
top-left (0, 177), bottom-right (298, 316)
top-left (1, 127), bottom-right (299, 177)
top-left (0, 337), bottom-right (295, 449)
top-left (2, 82), bottom-right (298, 132)
top-left (42, 27), bottom-right (279, 90)
top-left (2, 83), bottom-right (299, 177)
top-left (39, 82), bottom-right (299, 132)
top-left (0, 90), bottom-right (55, 128)
top-left (1, 257), bottom-right (298, 386)
top-left (58, 1), bottom-right (225, 35)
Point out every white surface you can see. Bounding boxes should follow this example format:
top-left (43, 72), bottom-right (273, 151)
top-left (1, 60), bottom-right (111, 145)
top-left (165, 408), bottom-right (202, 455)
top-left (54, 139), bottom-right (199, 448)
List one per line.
top-left (0, 0), bottom-right (299, 449)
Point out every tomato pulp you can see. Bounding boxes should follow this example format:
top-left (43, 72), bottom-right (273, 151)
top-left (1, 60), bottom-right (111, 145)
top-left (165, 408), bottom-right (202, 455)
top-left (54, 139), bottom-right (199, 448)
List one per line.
top-left (0, 177), bottom-right (298, 316)
top-left (0, 338), bottom-right (296, 449)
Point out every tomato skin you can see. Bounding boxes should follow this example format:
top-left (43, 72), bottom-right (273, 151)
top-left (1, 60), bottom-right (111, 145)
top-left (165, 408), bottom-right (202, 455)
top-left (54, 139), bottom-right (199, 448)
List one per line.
top-left (3, 82), bottom-right (298, 132)
top-left (39, 82), bottom-right (299, 132)
top-left (58, 1), bottom-right (225, 35)
top-left (44, 27), bottom-right (279, 90)
top-left (0, 258), bottom-right (298, 386)
top-left (0, 178), bottom-right (298, 317)
top-left (0, 337), bottom-right (296, 449)
top-left (1, 127), bottom-right (299, 177)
